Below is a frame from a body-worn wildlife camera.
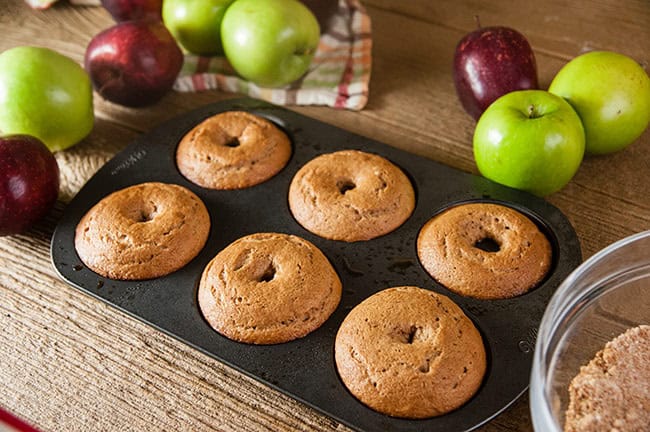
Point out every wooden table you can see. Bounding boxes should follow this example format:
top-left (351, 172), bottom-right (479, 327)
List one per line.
top-left (1, 1), bottom-right (648, 431)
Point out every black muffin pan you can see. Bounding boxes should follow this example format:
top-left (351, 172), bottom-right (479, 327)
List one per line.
top-left (51, 97), bottom-right (581, 432)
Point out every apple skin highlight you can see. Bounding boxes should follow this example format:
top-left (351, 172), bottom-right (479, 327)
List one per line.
top-left (0, 46), bottom-right (94, 152)
top-left (473, 90), bottom-right (585, 197)
top-left (0, 135), bottom-right (60, 236)
top-left (454, 26), bottom-right (538, 120)
top-left (549, 50), bottom-right (650, 155)
top-left (220, 0), bottom-right (320, 87)
top-left (84, 21), bottom-right (184, 107)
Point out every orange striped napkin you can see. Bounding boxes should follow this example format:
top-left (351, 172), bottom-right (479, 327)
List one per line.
top-left (174, 0), bottom-right (372, 110)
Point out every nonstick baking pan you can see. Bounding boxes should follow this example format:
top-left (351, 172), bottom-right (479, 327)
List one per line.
top-left (51, 97), bottom-right (582, 432)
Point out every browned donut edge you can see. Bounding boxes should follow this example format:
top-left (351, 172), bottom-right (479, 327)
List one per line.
top-left (198, 232), bottom-right (342, 344)
top-left (176, 111), bottom-right (292, 190)
top-left (74, 182), bottom-right (211, 280)
top-left (334, 286), bottom-right (487, 418)
top-left (417, 202), bottom-right (552, 299)
top-left (288, 150), bottom-right (416, 242)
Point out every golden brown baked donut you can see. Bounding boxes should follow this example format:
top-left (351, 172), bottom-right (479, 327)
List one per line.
top-left (335, 286), bottom-right (486, 419)
top-left (288, 150), bottom-right (415, 242)
top-left (74, 182), bottom-right (210, 280)
top-left (198, 233), bottom-right (342, 345)
top-left (417, 202), bottom-right (552, 299)
top-left (176, 111), bottom-right (291, 190)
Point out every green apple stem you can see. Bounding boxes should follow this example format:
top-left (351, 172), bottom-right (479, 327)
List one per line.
top-left (528, 104), bottom-right (537, 119)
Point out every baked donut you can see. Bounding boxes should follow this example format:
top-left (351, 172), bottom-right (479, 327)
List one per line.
top-left (565, 325), bottom-right (650, 432)
top-left (288, 150), bottom-right (415, 242)
top-left (417, 202), bottom-right (552, 299)
top-left (335, 286), bottom-right (486, 419)
top-left (176, 111), bottom-right (291, 190)
top-left (75, 182), bottom-right (210, 280)
top-left (198, 233), bottom-right (342, 345)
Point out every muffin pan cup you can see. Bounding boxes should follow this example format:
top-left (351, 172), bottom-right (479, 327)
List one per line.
top-left (51, 98), bottom-right (582, 432)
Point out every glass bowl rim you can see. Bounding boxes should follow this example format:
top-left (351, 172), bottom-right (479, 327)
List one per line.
top-left (530, 229), bottom-right (650, 431)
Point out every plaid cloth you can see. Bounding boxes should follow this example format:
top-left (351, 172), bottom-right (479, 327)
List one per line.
top-left (174, 0), bottom-right (372, 110)
top-left (24, 0), bottom-right (372, 110)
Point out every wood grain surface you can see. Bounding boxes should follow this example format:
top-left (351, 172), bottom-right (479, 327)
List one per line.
top-left (1, 1), bottom-right (649, 431)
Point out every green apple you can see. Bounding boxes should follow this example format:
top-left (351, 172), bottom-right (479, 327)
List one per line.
top-left (0, 46), bottom-right (93, 152)
top-left (221, 0), bottom-right (320, 87)
top-left (162, 0), bottom-right (235, 56)
top-left (473, 90), bottom-right (585, 196)
top-left (549, 51), bottom-right (650, 155)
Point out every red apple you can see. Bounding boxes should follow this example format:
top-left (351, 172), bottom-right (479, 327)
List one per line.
top-left (0, 135), bottom-right (60, 236)
top-left (453, 25), bottom-right (538, 120)
top-left (101, 0), bottom-right (162, 22)
top-left (85, 21), bottom-right (184, 107)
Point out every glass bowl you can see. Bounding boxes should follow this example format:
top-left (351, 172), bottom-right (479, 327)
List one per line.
top-left (530, 229), bottom-right (650, 431)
